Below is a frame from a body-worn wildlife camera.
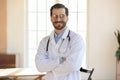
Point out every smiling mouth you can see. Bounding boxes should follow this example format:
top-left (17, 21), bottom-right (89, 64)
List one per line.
top-left (56, 22), bottom-right (62, 24)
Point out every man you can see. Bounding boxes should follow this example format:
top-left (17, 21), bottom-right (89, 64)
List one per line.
top-left (35, 3), bottom-right (85, 80)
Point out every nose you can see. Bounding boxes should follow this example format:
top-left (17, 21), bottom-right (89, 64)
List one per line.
top-left (56, 17), bottom-right (61, 21)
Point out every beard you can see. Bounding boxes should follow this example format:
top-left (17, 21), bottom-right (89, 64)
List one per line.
top-left (52, 21), bottom-right (67, 30)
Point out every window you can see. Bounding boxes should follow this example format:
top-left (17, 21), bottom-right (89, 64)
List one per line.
top-left (25, 0), bottom-right (87, 67)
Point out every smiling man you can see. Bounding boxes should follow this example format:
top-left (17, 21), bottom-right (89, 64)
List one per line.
top-left (35, 3), bottom-right (85, 80)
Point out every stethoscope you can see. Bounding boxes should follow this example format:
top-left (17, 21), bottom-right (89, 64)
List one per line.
top-left (46, 30), bottom-right (70, 53)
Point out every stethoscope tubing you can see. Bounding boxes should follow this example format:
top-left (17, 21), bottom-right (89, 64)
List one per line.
top-left (46, 30), bottom-right (70, 52)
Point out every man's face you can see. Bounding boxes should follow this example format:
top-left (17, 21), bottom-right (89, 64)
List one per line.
top-left (51, 8), bottom-right (68, 30)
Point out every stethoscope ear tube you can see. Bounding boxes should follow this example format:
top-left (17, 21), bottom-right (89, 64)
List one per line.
top-left (67, 30), bottom-right (70, 41)
top-left (46, 38), bottom-right (50, 52)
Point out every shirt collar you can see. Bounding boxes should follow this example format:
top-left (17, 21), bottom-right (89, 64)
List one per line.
top-left (54, 30), bottom-right (65, 43)
top-left (49, 27), bottom-right (70, 40)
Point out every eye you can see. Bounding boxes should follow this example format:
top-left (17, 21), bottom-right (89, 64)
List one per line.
top-left (52, 14), bottom-right (57, 18)
top-left (51, 14), bottom-right (66, 19)
top-left (59, 14), bottom-right (66, 18)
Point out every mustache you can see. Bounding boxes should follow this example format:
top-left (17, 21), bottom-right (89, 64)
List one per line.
top-left (54, 21), bottom-right (64, 23)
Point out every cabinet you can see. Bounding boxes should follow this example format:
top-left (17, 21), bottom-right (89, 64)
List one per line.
top-left (116, 59), bottom-right (120, 80)
top-left (0, 54), bottom-right (16, 68)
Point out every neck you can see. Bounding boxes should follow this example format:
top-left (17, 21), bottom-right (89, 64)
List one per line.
top-left (55, 27), bottom-right (67, 35)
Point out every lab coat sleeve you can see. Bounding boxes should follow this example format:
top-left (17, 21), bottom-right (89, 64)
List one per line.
top-left (52, 35), bottom-right (85, 77)
top-left (35, 38), bottom-right (59, 72)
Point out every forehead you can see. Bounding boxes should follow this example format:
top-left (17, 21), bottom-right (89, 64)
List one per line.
top-left (52, 8), bottom-right (66, 15)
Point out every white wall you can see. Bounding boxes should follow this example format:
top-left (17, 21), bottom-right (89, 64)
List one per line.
top-left (7, 0), bottom-right (24, 67)
top-left (87, 0), bottom-right (120, 80)
top-left (7, 0), bottom-right (120, 80)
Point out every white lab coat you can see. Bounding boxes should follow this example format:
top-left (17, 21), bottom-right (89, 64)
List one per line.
top-left (35, 28), bottom-right (85, 80)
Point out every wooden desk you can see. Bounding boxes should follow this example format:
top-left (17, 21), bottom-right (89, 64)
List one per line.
top-left (0, 68), bottom-right (46, 79)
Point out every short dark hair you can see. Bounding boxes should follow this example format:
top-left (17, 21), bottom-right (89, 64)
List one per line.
top-left (50, 3), bottom-right (69, 16)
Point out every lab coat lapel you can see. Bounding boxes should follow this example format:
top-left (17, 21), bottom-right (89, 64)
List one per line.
top-left (49, 31), bottom-right (56, 46)
top-left (49, 31), bottom-right (60, 52)
top-left (58, 28), bottom-right (70, 55)
top-left (61, 28), bottom-right (70, 40)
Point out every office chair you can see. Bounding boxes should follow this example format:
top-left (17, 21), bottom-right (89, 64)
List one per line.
top-left (80, 67), bottom-right (94, 80)
top-left (35, 67), bottom-right (94, 80)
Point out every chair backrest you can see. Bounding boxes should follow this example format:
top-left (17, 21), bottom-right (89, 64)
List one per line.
top-left (80, 67), bottom-right (94, 80)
